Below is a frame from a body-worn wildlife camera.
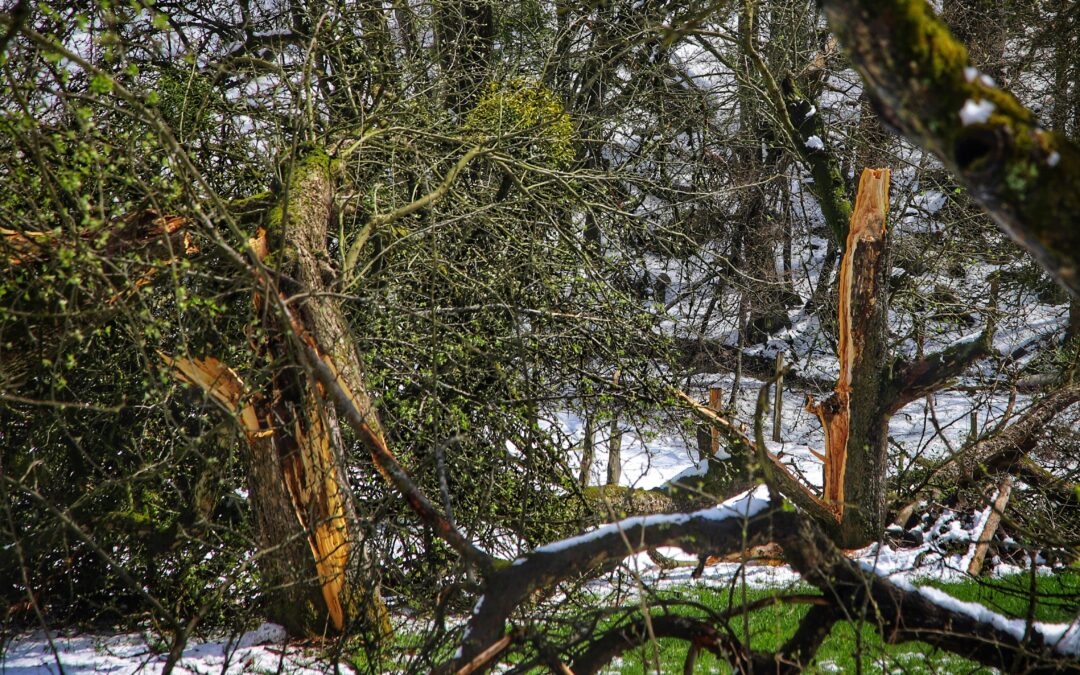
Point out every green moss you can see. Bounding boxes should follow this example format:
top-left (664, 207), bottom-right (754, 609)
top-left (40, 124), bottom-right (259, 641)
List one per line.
top-left (892, 0), bottom-right (969, 85)
top-left (870, 0), bottom-right (1032, 140)
top-left (463, 79), bottom-right (574, 167)
top-left (1004, 159), bottom-right (1038, 196)
top-left (230, 190), bottom-right (274, 210)
top-left (262, 147), bottom-right (333, 262)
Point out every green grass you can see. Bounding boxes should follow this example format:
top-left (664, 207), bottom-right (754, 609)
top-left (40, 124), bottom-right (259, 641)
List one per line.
top-left (607, 571), bottom-right (1079, 674)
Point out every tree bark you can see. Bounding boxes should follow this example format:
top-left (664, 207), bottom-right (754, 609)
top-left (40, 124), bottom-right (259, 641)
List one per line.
top-left (255, 150), bottom-right (390, 636)
top-left (166, 150), bottom-right (390, 637)
top-left (806, 168), bottom-right (892, 546)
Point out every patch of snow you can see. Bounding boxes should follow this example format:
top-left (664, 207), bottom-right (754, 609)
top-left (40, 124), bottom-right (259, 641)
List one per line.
top-left (0, 624), bottom-right (330, 675)
top-left (960, 99), bottom-right (995, 125)
top-left (963, 67), bottom-right (995, 87)
top-left (235, 622), bottom-right (286, 648)
top-left (664, 461), bottom-right (709, 486)
top-left (531, 485), bottom-right (770, 556)
top-left (804, 135), bottom-right (825, 151)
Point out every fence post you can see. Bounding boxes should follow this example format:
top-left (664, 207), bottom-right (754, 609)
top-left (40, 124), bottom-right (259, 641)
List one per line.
top-left (772, 352), bottom-right (784, 442)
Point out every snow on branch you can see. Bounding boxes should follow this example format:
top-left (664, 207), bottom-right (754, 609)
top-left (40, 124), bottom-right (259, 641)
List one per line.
top-left (441, 486), bottom-right (779, 673)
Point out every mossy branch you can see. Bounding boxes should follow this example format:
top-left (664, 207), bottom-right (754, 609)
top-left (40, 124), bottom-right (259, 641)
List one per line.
top-left (739, 0), bottom-right (853, 246)
top-left (820, 0), bottom-right (1080, 296)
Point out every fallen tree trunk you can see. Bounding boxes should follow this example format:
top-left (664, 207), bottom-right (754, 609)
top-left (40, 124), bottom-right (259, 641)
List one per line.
top-left (926, 384), bottom-right (1080, 490)
top-left (442, 488), bottom-right (777, 673)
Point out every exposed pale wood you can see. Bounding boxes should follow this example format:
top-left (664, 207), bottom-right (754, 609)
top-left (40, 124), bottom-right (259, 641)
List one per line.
top-left (162, 152), bottom-right (393, 635)
top-left (162, 351), bottom-right (351, 630)
top-left (967, 476), bottom-right (1013, 576)
top-left (1, 211), bottom-right (192, 266)
top-left (284, 392), bottom-right (350, 631)
top-left (807, 168), bottom-right (890, 514)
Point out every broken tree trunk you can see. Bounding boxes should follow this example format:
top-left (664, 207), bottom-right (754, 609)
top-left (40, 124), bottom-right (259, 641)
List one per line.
top-left (678, 168), bottom-right (993, 548)
top-left (251, 149), bottom-right (389, 636)
top-left (165, 149), bottom-right (390, 637)
top-left (807, 168), bottom-right (893, 543)
top-left (804, 165), bottom-right (995, 547)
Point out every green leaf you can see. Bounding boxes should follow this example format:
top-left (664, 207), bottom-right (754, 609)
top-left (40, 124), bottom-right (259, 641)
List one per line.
top-left (90, 73), bottom-right (114, 95)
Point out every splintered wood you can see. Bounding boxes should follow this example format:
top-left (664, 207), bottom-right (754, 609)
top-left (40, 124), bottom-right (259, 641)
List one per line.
top-left (284, 393), bottom-right (350, 631)
top-left (160, 350), bottom-right (351, 631)
top-left (158, 354), bottom-right (263, 439)
top-left (161, 228), bottom-right (355, 632)
top-left (808, 168), bottom-right (890, 517)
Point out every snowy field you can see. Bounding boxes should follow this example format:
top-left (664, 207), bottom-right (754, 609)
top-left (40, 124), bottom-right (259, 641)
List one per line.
top-left (1, 623), bottom-right (324, 675)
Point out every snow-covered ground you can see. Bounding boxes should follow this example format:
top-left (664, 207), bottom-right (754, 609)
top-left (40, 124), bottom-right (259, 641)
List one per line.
top-left (1, 623), bottom-right (328, 675)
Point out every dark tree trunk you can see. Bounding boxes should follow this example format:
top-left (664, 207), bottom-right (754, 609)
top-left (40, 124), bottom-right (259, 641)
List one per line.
top-left (435, 0), bottom-right (494, 114)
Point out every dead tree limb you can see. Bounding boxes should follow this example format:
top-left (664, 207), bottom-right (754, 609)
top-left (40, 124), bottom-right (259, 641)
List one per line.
top-left (437, 494), bottom-right (1080, 674)
top-left (925, 384), bottom-right (1080, 490)
top-left (967, 476), bottom-right (1013, 576)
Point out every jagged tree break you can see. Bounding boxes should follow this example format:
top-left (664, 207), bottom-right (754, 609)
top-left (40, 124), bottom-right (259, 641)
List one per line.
top-left (809, 168), bottom-right (891, 517)
top-left (679, 167), bottom-right (994, 547)
top-left (793, 164), bottom-right (995, 546)
top-left (164, 150), bottom-right (390, 637)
